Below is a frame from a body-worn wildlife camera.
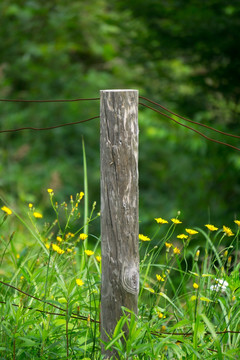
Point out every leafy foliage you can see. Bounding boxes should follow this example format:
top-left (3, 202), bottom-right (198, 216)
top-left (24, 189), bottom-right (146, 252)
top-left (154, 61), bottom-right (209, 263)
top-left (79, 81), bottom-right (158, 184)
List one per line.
top-left (1, 196), bottom-right (240, 358)
top-left (1, 1), bottom-right (240, 245)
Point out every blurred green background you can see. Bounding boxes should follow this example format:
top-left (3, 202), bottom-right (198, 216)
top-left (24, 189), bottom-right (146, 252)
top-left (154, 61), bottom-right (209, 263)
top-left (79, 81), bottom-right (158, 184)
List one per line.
top-left (1, 0), bottom-right (240, 235)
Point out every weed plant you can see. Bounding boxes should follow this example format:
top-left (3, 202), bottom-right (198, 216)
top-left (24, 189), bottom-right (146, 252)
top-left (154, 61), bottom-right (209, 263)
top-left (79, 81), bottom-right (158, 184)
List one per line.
top-left (1, 194), bottom-right (240, 359)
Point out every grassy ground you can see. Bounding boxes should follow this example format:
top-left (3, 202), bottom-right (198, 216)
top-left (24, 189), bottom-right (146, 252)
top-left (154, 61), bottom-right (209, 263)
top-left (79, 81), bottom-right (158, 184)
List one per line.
top-left (1, 190), bottom-right (240, 359)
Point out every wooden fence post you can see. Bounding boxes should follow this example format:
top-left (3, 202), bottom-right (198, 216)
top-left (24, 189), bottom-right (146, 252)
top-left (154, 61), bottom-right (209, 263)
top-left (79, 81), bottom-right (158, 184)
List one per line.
top-left (100, 90), bottom-right (139, 358)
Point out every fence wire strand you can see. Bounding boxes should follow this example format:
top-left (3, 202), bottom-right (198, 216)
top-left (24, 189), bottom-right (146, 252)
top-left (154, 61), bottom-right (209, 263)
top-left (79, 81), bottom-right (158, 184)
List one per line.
top-left (0, 280), bottom-right (239, 336)
top-left (0, 301), bottom-right (83, 320)
top-left (0, 278), bottom-right (238, 357)
top-left (0, 97), bottom-right (100, 103)
top-left (0, 280), bottom-right (98, 323)
top-left (140, 96), bottom-right (240, 140)
top-left (1, 94), bottom-right (240, 153)
top-left (139, 102), bottom-right (240, 152)
top-left (0, 116), bottom-right (100, 133)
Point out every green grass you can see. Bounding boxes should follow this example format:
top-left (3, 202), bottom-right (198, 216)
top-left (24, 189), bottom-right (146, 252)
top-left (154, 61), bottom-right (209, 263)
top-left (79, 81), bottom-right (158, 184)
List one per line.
top-left (1, 195), bottom-right (240, 359)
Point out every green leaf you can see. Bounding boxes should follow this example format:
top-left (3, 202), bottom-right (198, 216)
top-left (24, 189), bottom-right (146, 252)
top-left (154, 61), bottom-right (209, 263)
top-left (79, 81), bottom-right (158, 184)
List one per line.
top-left (18, 337), bottom-right (39, 347)
top-left (54, 318), bottom-right (74, 330)
top-left (105, 332), bottom-right (125, 351)
top-left (201, 314), bottom-right (223, 360)
top-left (170, 319), bottom-right (192, 331)
top-left (199, 296), bottom-right (213, 303)
top-left (113, 316), bottom-right (127, 338)
top-left (159, 292), bottom-right (183, 316)
top-left (197, 322), bottom-right (205, 340)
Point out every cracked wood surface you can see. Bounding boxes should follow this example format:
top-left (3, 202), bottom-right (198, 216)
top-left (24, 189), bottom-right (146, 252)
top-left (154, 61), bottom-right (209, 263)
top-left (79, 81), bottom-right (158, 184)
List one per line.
top-left (100, 90), bottom-right (139, 356)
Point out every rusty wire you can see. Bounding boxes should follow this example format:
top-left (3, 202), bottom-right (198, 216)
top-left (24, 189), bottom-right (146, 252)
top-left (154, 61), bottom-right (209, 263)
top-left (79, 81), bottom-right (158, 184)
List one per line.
top-left (139, 102), bottom-right (240, 152)
top-left (140, 96), bottom-right (240, 140)
top-left (0, 116), bottom-right (99, 133)
top-left (0, 97), bottom-right (100, 103)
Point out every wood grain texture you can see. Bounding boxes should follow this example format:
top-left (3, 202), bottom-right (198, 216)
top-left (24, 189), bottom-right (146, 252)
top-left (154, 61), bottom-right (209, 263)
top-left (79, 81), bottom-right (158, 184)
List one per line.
top-left (100, 90), bottom-right (139, 357)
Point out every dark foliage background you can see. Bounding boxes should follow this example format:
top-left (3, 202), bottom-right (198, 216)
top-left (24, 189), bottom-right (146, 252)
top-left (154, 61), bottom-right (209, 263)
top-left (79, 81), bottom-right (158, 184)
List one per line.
top-left (1, 0), bottom-right (240, 234)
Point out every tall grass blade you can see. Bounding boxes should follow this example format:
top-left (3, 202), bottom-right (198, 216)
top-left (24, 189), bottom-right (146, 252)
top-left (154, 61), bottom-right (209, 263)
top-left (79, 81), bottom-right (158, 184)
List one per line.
top-left (82, 138), bottom-right (89, 238)
top-left (201, 313), bottom-right (223, 360)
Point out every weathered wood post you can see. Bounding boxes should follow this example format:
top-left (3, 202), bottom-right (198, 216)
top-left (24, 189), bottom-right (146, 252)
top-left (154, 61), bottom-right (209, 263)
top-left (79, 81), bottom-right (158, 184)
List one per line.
top-left (100, 90), bottom-right (139, 358)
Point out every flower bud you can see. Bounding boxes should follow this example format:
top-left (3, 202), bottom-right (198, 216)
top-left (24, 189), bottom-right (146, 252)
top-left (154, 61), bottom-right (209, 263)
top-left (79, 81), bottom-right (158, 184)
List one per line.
top-left (194, 250), bottom-right (200, 262)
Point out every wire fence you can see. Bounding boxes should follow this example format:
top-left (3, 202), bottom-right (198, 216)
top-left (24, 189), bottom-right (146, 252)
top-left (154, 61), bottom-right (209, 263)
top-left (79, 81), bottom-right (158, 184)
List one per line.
top-left (0, 97), bottom-right (100, 102)
top-left (0, 116), bottom-right (100, 133)
top-left (0, 94), bottom-right (240, 152)
top-left (0, 278), bottom-right (237, 354)
top-left (1, 92), bottom-right (240, 351)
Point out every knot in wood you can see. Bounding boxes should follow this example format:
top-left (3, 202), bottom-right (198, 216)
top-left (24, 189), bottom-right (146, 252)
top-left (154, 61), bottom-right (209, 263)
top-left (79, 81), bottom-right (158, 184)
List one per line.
top-left (121, 263), bottom-right (139, 295)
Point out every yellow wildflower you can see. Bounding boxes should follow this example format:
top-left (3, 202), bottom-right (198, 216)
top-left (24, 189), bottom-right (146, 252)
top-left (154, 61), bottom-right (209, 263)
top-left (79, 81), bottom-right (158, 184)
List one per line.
top-left (223, 226), bottom-right (234, 237)
top-left (76, 279), bottom-right (84, 286)
top-left (79, 192), bottom-right (84, 200)
top-left (16, 254), bottom-right (20, 259)
top-left (96, 255), bottom-right (102, 263)
top-left (1, 206), bottom-right (12, 215)
top-left (191, 295), bottom-right (197, 301)
top-left (234, 220), bottom-right (240, 226)
top-left (66, 232), bottom-right (74, 239)
top-left (171, 218), bottom-right (182, 224)
top-left (161, 325), bottom-right (166, 332)
top-left (205, 224), bottom-right (218, 231)
top-left (28, 203), bottom-right (33, 209)
top-left (67, 248), bottom-right (73, 253)
top-left (52, 243), bottom-right (64, 254)
top-left (193, 283), bottom-right (199, 289)
top-left (177, 234), bottom-right (188, 240)
top-left (79, 233), bottom-right (88, 240)
top-left (155, 217), bottom-right (168, 224)
top-left (157, 312), bottom-right (166, 319)
top-left (156, 274), bottom-right (165, 282)
top-left (85, 250), bottom-right (94, 256)
top-left (45, 243), bottom-right (50, 249)
top-left (33, 212), bottom-right (43, 219)
top-left (20, 276), bottom-right (24, 280)
top-left (173, 247), bottom-right (180, 255)
top-left (47, 188), bottom-right (54, 194)
top-left (185, 229), bottom-right (198, 235)
top-left (165, 242), bottom-right (172, 253)
top-left (57, 236), bottom-right (63, 242)
top-left (139, 234), bottom-right (150, 241)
